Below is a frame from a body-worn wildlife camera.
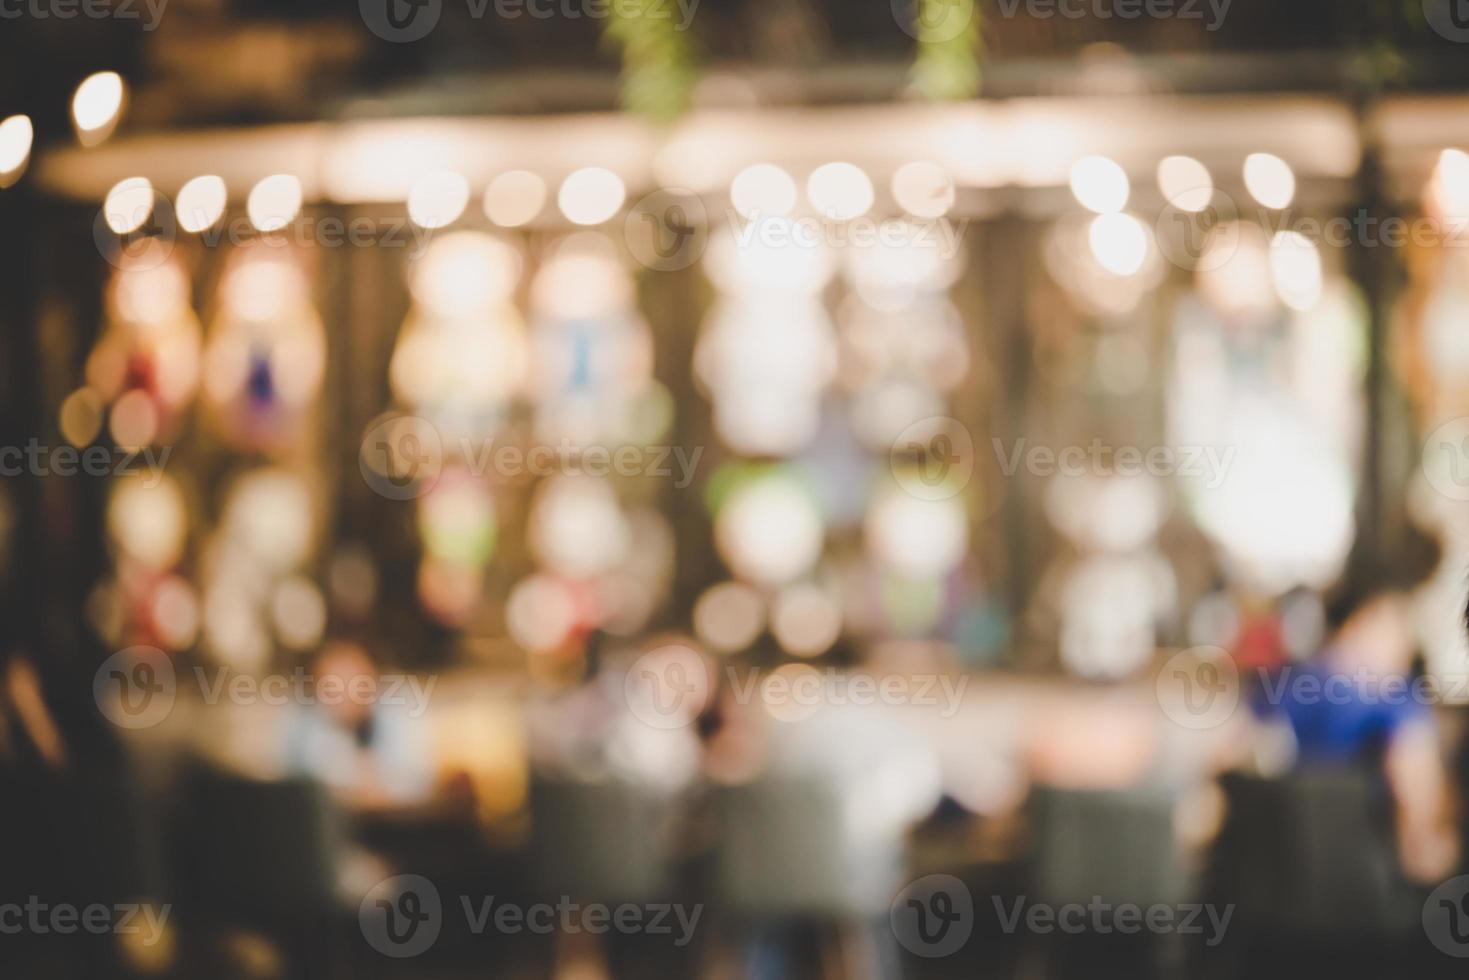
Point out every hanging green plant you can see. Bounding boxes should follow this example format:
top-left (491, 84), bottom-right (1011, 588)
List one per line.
top-left (909, 0), bottom-right (983, 100)
top-left (603, 0), bottom-right (698, 122)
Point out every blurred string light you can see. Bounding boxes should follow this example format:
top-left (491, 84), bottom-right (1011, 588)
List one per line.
top-left (1426, 148), bottom-right (1469, 220)
top-left (1156, 155), bottom-right (1212, 213)
top-left (246, 174), bottom-right (302, 233)
top-left (1087, 212), bottom-right (1149, 276)
top-left (1042, 473), bottom-right (1174, 680)
top-left (865, 486), bottom-right (967, 579)
top-left (103, 177), bottom-right (154, 235)
top-left (394, 232), bottom-right (526, 439)
top-left (1268, 230), bottom-right (1323, 312)
top-left (408, 170), bottom-right (470, 230)
top-left (528, 234), bottom-right (658, 445)
top-left (176, 175), bottom-right (228, 234)
top-left (87, 254), bottom-right (201, 444)
top-left (483, 170), bottom-right (546, 228)
top-left (200, 467), bottom-right (320, 669)
top-left (806, 162), bottom-right (874, 221)
top-left (0, 115), bottom-right (33, 187)
top-left (530, 476), bottom-right (631, 580)
top-left (698, 223), bottom-right (837, 454)
top-left (270, 574), bottom-right (326, 651)
top-left (693, 581), bottom-right (765, 654)
top-left (417, 468), bottom-right (497, 626)
top-left (506, 573), bottom-right (579, 653)
top-left (714, 469), bottom-right (825, 586)
top-left (59, 386), bottom-right (106, 447)
top-left (1243, 152), bottom-right (1295, 210)
top-left (1196, 221), bottom-right (1276, 322)
top-left (890, 161), bottom-right (956, 219)
top-left (71, 71), bottom-right (126, 146)
top-left (204, 249), bottom-right (325, 450)
top-left (1069, 155), bottom-right (1129, 214)
top-left (107, 473), bottom-right (188, 573)
top-left (558, 167), bottom-right (626, 225)
top-left (770, 582), bottom-right (843, 658)
top-left (729, 163), bottom-right (797, 219)
top-left (845, 219), bottom-right (963, 310)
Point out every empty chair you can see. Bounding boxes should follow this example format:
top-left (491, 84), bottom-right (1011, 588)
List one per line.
top-left (1022, 783), bottom-right (1195, 980)
top-left (528, 773), bottom-right (684, 905)
top-left (715, 776), bottom-right (904, 920)
top-left (713, 775), bottom-right (909, 980)
top-left (1028, 783), bottom-right (1192, 911)
top-left (1212, 770), bottom-right (1418, 937)
top-left (171, 763), bottom-right (346, 975)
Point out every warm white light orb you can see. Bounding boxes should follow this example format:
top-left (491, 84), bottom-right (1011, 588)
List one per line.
top-left (408, 170), bottom-right (470, 229)
top-left (72, 71), bottom-right (125, 146)
top-left (891, 161), bottom-right (956, 219)
top-left (103, 177), bottom-right (155, 235)
top-left (483, 170), bottom-right (547, 228)
top-left (1243, 153), bottom-right (1295, 210)
top-left (730, 163), bottom-right (797, 220)
top-left (1070, 155), bottom-right (1130, 214)
top-left (1268, 230), bottom-right (1323, 312)
top-left (0, 115), bottom-right (34, 182)
top-left (247, 174), bottom-right (303, 233)
top-left (806, 162), bottom-right (874, 221)
top-left (176, 175), bottom-right (228, 234)
top-left (558, 167), bottom-right (626, 226)
top-left (1088, 212), bottom-right (1149, 276)
top-left (1156, 155), bottom-right (1212, 213)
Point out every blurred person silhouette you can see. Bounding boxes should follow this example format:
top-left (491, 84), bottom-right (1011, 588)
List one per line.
top-left (1246, 561), bottom-right (1458, 884)
top-left (285, 641), bottom-right (434, 810)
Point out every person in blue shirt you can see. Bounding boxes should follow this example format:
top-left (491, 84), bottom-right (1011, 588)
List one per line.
top-left (1251, 584), bottom-right (1458, 883)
